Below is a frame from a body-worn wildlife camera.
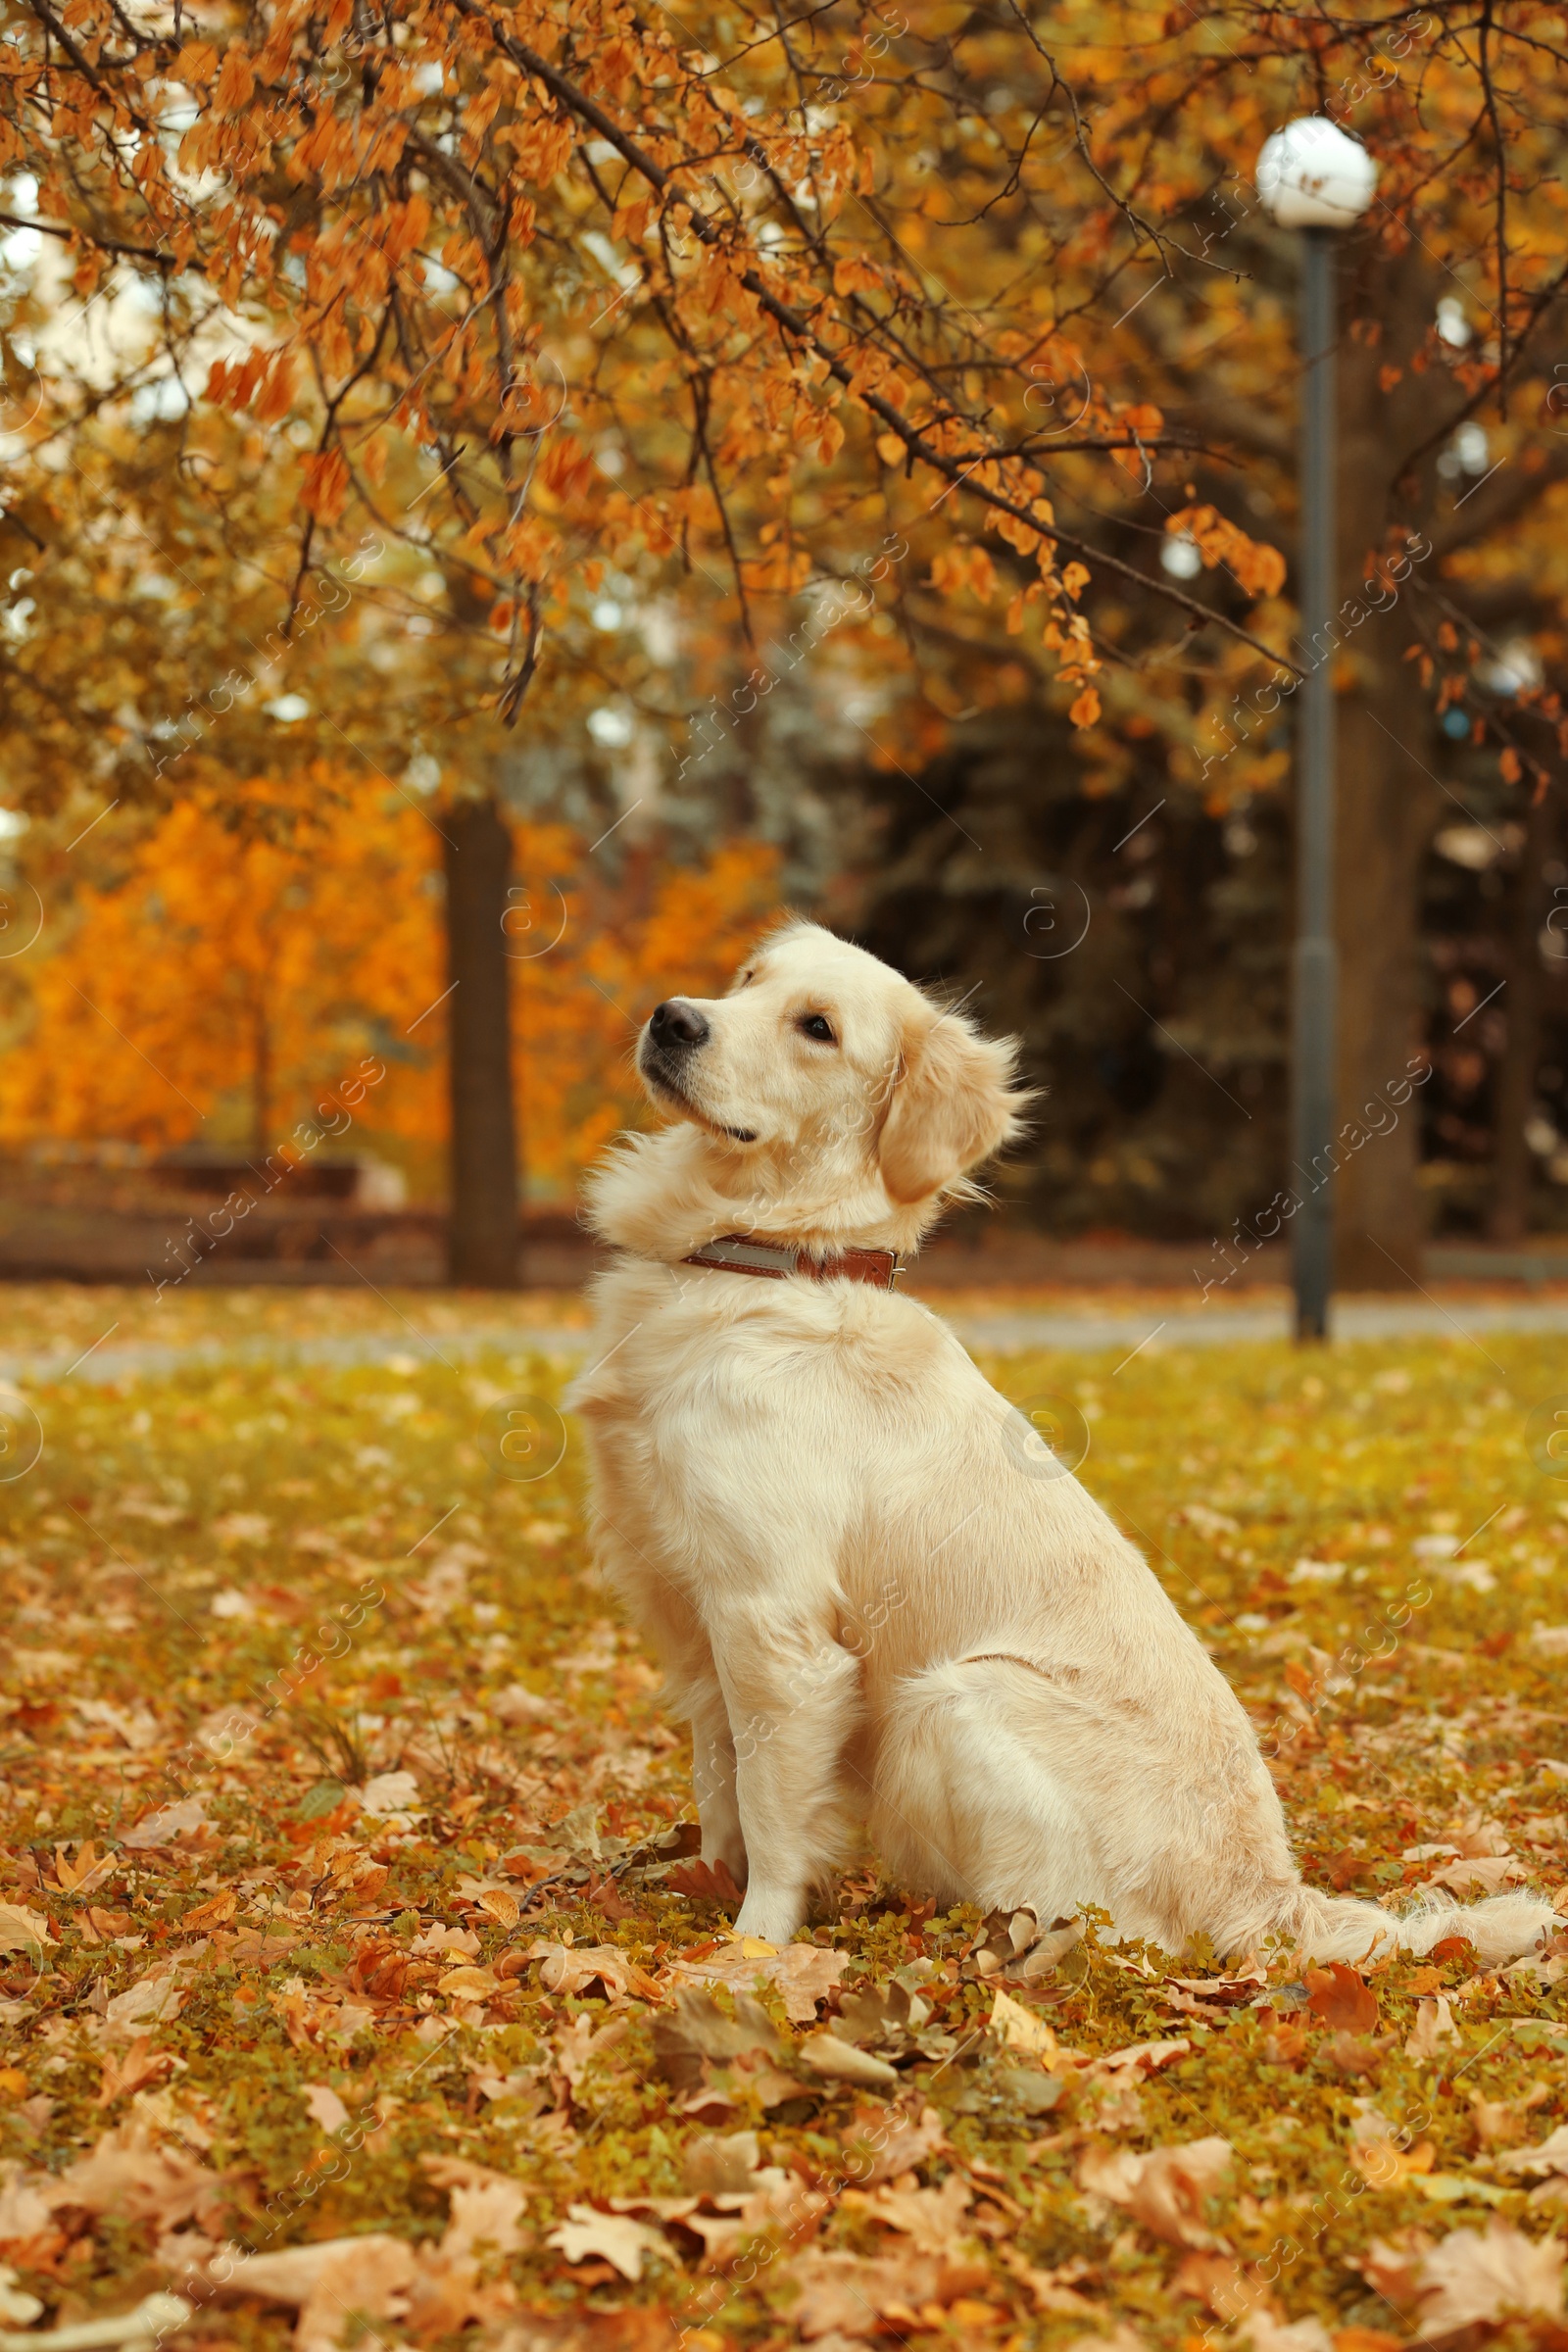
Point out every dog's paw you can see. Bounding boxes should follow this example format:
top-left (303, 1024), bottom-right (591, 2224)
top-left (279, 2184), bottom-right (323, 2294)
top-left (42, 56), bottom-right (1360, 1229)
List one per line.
top-left (733, 1886), bottom-right (808, 1942)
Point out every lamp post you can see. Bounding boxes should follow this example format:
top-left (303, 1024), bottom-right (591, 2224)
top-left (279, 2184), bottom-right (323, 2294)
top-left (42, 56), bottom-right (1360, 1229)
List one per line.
top-left (1255, 119), bottom-right (1378, 1342)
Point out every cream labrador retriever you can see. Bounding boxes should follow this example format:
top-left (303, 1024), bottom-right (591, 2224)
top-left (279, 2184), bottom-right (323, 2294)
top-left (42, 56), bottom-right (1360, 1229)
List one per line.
top-left (568, 921), bottom-right (1549, 1965)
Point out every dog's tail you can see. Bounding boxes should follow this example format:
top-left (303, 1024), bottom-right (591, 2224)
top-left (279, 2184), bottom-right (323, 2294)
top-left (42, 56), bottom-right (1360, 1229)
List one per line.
top-left (1274, 1882), bottom-right (1554, 1968)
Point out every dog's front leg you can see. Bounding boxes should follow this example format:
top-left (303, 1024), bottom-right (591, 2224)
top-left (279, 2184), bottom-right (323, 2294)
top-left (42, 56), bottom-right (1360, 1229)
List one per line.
top-left (710, 1607), bottom-right (861, 1944)
top-left (689, 1679), bottom-right (747, 1887)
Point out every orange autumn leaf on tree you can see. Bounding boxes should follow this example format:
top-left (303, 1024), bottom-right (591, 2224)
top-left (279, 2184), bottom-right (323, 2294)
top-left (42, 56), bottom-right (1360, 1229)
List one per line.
top-left (1165, 507), bottom-right (1287, 602)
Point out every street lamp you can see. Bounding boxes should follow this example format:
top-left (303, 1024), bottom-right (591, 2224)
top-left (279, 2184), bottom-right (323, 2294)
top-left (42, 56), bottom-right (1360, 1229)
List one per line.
top-left (1255, 118), bottom-right (1379, 1342)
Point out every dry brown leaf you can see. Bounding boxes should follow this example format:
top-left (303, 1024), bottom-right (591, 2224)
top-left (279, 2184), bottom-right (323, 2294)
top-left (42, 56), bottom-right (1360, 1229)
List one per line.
top-left (1425, 1857), bottom-right (1526, 1896)
top-left (842, 2173), bottom-right (973, 2254)
top-left (1413, 2220), bottom-right (1565, 2337)
top-left (780, 2247), bottom-right (992, 2338)
top-left (440, 2179), bottom-right (527, 2263)
top-left (1304, 1964), bottom-right (1379, 2034)
top-left (1173, 2251), bottom-right (1272, 2323)
top-left (998, 2246), bottom-right (1100, 2314)
top-left (682, 2131), bottom-right (761, 2195)
top-left (526, 1940), bottom-right (662, 2004)
top-left (57, 2121), bottom-right (226, 2233)
top-left (678, 2172), bottom-right (828, 2270)
top-left (0, 2169), bottom-right (66, 2242)
top-left (0, 1903), bottom-right (54, 1954)
top-left (990, 1987), bottom-right (1076, 2062)
top-left (95, 2038), bottom-right (172, 2107)
top-left (1093, 2037), bottom-right (1191, 2079)
top-left (102, 1964), bottom-right (191, 2038)
top-left (1058, 2325), bottom-right (1148, 2352)
top-left (546, 2205), bottom-right (671, 2283)
top-left (436, 1966), bottom-right (503, 2000)
top-left (122, 1800), bottom-right (208, 1849)
top-left (1493, 2123), bottom-right (1568, 2178)
top-left (1357, 2228), bottom-right (1436, 2311)
top-left (1243, 2313), bottom-right (1335, 2352)
top-left (1404, 1996), bottom-right (1462, 2060)
top-left (667, 1937), bottom-right (848, 2024)
top-left (798, 2033), bottom-right (898, 2089)
top-left (301, 2083), bottom-right (350, 2135)
top-left (1077, 2136), bottom-right (1233, 2249)
top-left (839, 2103), bottom-right (949, 2186)
top-left (207, 2234), bottom-right (417, 2352)
top-left (180, 1889), bottom-right (237, 1932)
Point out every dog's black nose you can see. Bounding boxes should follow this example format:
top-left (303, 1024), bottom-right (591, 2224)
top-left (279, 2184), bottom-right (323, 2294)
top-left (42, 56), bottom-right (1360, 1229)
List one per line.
top-left (649, 999), bottom-right (710, 1051)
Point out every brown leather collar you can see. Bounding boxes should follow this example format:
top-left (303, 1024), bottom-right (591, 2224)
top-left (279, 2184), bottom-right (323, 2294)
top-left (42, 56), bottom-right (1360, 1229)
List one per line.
top-left (682, 1233), bottom-right (902, 1290)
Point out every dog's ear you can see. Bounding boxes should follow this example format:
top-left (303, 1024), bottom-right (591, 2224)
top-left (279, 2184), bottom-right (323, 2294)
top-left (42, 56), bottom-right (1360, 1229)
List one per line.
top-left (878, 1004), bottom-right (1026, 1204)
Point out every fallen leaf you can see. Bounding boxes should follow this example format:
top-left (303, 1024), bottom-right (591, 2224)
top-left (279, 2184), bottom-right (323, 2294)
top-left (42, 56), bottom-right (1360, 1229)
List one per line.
top-left (1404, 1996), bottom-right (1462, 2060)
top-left (798, 2033), bottom-right (899, 2089)
top-left (1494, 2123), bottom-right (1568, 2179)
top-left (1243, 2314), bottom-right (1335, 2352)
top-left (103, 1966), bottom-right (190, 2037)
top-left (301, 2084), bottom-right (350, 2135)
top-left (546, 2204), bottom-right (671, 2282)
top-left (0, 1903), bottom-right (54, 1955)
top-left (180, 1889), bottom-right (237, 1933)
top-left (668, 1937), bottom-right (848, 2024)
top-left (682, 2131), bottom-right (763, 2195)
top-left (843, 2173), bottom-right (974, 2254)
top-left (204, 2234), bottom-right (417, 2352)
top-left (526, 1940), bottom-right (662, 2003)
top-left (1305, 1964), bottom-right (1379, 2034)
top-left (1094, 2037), bottom-right (1192, 2079)
top-left (1323, 2030), bottom-right (1394, 2079)
top-left (665, 1857), bottom-right (745, 1904)
top-left (1414, 2220), bottom-right (1565, 2336)
top-left (678, 2170), bottom-right (828, 2270)
top-left (839, 2103), bottom-right (949, 2186)
top-left (122, 1800), bottom-right (208, 1849)
top-left (55, 2122), bottom-right (226, 2233)
top-left (1173, 2251), bottom-right (1272, 2323)
top-left (1357, 2228), bottom-right (1436, 2311)
top-left (1076, 2136), bottom-right (1233, 2249)
top-left (96, 2038), bottom-right (172, 2107)
top-left (1425, 1857), bottom-right (1526, 1896)
top-left (780, 2247), bottom-right (992, 2338)
top-left (989, 1988), bottom-right (1064, 2059)
top-left (440, 2178), bottom-right (527, 2262)
top-left (651, 1988), bottom-right (784, 2092)
top-left (435, 1966), bottom-right (503, 2000)
top-left (999, 2247), bottom-right (1101, 2314)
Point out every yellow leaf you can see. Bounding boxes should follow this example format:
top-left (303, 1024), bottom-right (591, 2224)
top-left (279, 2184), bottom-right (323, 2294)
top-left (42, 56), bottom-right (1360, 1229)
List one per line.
top-left (437, 1966), bottom-right (503, 1998)
top-left (181, 1888), bottom-right (237, 1932)
top-left (990, 1988), bottom-right (1058, 2054)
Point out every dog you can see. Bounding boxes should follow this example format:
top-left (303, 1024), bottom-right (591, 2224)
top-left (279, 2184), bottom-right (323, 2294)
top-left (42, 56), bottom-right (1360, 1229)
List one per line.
top-left (568, 920), bottom-right (1551, 1966)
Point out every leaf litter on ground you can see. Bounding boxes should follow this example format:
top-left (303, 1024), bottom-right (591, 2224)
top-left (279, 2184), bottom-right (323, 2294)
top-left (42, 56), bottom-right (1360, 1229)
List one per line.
top-left (0, 1290), bottom-right (1564, 2347)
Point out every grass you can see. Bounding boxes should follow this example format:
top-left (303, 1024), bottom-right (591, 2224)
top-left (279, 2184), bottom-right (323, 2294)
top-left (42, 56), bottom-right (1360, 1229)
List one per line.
top-left (1, 1289), bottom-right (1565, 2352)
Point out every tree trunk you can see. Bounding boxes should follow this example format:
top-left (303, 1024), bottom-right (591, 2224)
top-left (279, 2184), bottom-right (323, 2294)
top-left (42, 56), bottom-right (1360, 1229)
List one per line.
top-left (1489, 791), bottom-right (1553, 1241)
top-left (252, 999), bottom-right (270, 1155)
top-left (1327, 241), bottom-right (1446, 1290)
top-left (444, 794), bottom-right (519, 1287)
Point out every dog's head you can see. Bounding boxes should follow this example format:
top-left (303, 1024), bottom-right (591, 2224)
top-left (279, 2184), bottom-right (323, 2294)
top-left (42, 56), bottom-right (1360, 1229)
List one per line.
top-left (633, 921), bottom-right (1027, 1221)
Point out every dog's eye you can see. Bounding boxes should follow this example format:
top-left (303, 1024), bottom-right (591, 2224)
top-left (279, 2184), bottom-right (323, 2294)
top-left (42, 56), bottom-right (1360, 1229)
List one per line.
top-left (798, 1013), bottom-right (837, 1045)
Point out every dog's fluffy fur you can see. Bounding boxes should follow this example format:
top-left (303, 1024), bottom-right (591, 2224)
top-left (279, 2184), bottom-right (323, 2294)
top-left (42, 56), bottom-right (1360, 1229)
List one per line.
top-left (568, 921), bottom-right (1551, 1966)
